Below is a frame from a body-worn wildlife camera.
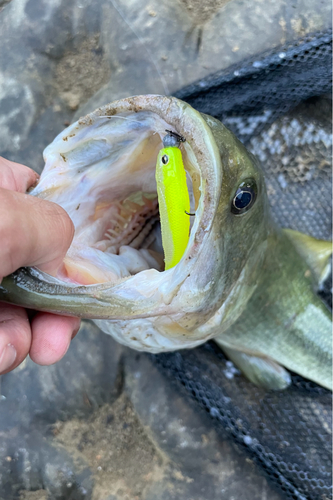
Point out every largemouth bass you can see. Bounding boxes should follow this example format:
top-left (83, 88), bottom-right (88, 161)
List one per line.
top-left (0, 95), bottom-right (331, 390)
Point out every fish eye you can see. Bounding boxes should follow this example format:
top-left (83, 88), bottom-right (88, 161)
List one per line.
top-left (231, 179), bottom-right (257, 215)
top-left (162, 154), bottom-right (169, 165)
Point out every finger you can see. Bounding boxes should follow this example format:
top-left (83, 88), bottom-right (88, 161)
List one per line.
top-left (0, 303), bottom-right (31, 374)
top-left (29, 313), bottom-right (80, 365)
top-left (0, 157), bottom-right (39, 192)
top-left (0, 188), bottom-right (74, 278)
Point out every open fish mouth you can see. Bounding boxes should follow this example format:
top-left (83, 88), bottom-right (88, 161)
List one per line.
top-left (1, 94), bottom-right (331, 386)
top-left (1, 95), bottom-right (271, 351)
top-left (29, 95), bottom-right (221, 311)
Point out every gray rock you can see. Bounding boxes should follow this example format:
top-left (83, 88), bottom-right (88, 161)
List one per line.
top-left (0, 0), bottom-right (111, 172)
top-left (1, 0), bottom-right (331, 169)
top-left (124, 352), bottom-right (282, 500)
top-left (0, 342), bottom-right (282, 500)
top-left (0, 430), bottom-right (93, 499)
top-left (0, 322), bottom-right (122, 499)
top-left (0, 321), bottom-right (123, 431)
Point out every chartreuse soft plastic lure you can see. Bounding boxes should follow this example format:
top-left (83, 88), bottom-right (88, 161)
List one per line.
top-left (155, 131), bottom-right (192, 270)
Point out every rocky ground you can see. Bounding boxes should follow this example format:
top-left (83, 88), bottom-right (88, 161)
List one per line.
top-left (1, 322), bottom-right (284, 500)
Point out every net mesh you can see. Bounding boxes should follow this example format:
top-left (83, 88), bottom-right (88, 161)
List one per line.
top-left (152, 29), bottom-right (333, 500)
top-left (176, 29), bottom-right (332, 240)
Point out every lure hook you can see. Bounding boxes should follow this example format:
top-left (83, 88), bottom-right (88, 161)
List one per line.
top-left (163, 130), bottom-right (186, 148)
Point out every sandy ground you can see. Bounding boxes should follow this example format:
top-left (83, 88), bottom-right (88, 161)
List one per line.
top-left (19, 492), bottom-right (47, 500)
top-left (54, 35), bottom-right (111, 112)
top-left (53, 394), bottom-right (165, 500)
top-left (180, 0), bottom-right (233, 24)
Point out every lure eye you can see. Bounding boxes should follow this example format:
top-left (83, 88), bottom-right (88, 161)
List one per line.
top-left (161, 154), bottom-right (169, 165)
top-left (231, 179), bottom-right (257, 215)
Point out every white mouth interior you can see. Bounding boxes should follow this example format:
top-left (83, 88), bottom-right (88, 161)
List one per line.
top-left (34, 111), bottom-right (202, 285)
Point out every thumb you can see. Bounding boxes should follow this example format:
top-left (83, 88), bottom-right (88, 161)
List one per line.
top-left (0, 188), bottom-right (74, 279)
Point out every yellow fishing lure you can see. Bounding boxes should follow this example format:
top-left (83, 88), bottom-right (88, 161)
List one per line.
top-left (156, 131), bottom-right (192, 270)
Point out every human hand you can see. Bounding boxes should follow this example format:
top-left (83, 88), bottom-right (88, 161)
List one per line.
top-left (0, 157), bottom-right (80, 374)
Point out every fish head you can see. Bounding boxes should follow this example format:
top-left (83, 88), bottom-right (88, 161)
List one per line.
top-left (2, 95), bottom-right (272, 351)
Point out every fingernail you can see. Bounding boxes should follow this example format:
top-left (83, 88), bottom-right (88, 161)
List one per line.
top-left (71, 323), bottom-right (81, 339)
top-left (27, 174), bottom-right (40, 192)
top-left (0, 344), bottom-right (17, 373)
top-left (33, 173), bottom-right (40, 185)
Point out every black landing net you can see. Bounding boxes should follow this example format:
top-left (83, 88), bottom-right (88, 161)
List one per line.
top-left (153, 29), bottom-right (332, 500)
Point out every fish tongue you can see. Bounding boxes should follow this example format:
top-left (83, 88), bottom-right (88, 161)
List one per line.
top-left (60, 246), bottom-right (157, 285)
top-left (62, 256), bottom-right (118, 285)
top-left (62, 247), bottom-right (130, 285)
